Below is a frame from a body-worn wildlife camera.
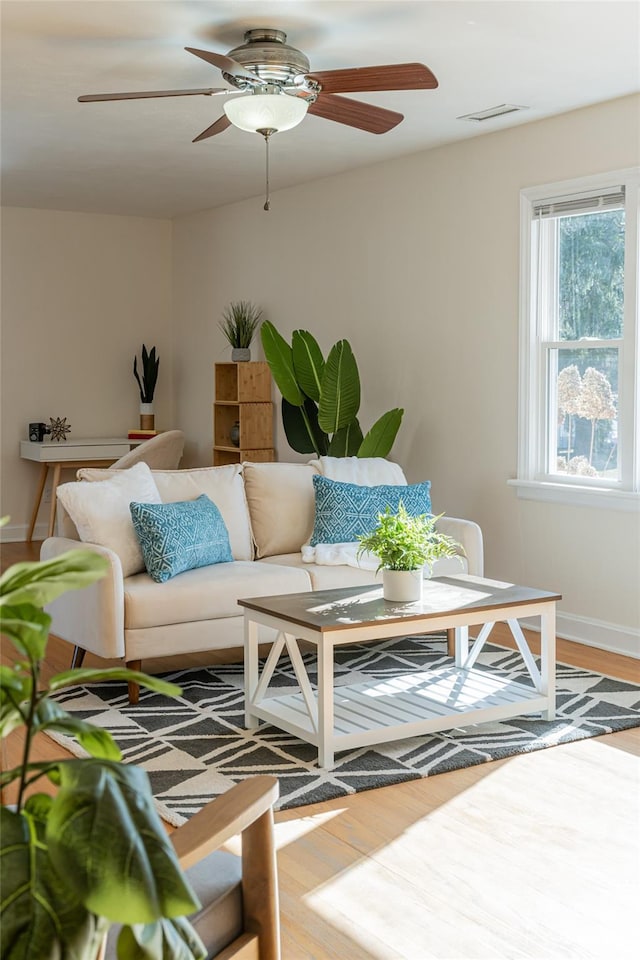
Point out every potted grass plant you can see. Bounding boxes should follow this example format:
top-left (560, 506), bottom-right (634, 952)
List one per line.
top-left (219, 301), bottom-right (263, 361)
top-left (0, 532), bottom-right (206, 960)
top-left (357, 502), bottom-right (463, 602)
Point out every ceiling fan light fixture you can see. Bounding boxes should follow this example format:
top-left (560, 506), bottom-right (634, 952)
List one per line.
top-left (223, 91), bottom-right (308, 133)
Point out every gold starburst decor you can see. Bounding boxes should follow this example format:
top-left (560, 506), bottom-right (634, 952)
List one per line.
top-left (49, 417), bottom-right (71, 442)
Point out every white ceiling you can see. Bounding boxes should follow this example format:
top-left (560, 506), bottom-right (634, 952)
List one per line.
top-left (2, 1), bottom-right (639, 219)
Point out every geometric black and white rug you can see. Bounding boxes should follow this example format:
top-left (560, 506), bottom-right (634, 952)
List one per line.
top-left (50, 636), bottom-right (640, 825)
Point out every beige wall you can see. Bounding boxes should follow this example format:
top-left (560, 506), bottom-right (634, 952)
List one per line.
top-left (1, 207), bottom-right (172, 539)
top-left (172, 94), bottom-right (639, 651)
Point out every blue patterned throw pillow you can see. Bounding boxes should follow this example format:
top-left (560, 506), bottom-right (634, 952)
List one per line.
top-left (310, 475), bottom-right (432, 546)
top-left (130, 494), bottom-right (232, 583)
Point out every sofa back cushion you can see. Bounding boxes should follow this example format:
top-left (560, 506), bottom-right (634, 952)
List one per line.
top-left (243, 461), bottom-right (319, 558)
top-left (77, 464), bottom-right (253, 561)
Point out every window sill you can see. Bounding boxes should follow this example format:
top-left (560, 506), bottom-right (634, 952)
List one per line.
top-left (507, 479), bottom-right (640, 512)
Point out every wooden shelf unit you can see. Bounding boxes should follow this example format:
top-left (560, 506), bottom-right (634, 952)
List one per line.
top-left (213, 362), bottom-right (275, 466)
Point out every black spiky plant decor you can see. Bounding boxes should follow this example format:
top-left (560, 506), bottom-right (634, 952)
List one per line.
top-left (133, 344), bottom-right (160, 403)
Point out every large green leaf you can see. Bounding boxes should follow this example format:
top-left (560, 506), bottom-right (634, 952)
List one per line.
top-left (292, 330), bottom-right (325, 402)
top-left (328, 418), bottom-right (364, 457)
top-left (1, 666), bottom-right (31, 740)
top-left (0, 804), bottom-right (106, 960)
top-left (47, 760), bottom-right (200, 924)
top-left (0, 550), bottom-right (108, 609)
top-left (358, 408), bottom-right (404, 458)
top-left (0, 604), bottom-right (51, 661)
top-left (49, 668), bottom-right (181, 698)
top-left (318, 340), bottom-right (361, 433)
top-left (35, 700), bottom-right (121, 761)
top-left (260, 321), bottom-right (303, 406)
top-left (116, 917), bottom-right (206, 960)
top-left (282, 398), bottom-right (328, 455)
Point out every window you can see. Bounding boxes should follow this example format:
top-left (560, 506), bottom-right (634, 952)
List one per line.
top-left (513, 169), bottom-right (639, 509)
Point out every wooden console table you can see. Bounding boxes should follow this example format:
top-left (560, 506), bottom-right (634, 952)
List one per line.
top-left (20, 438), bottom-right (141, 541)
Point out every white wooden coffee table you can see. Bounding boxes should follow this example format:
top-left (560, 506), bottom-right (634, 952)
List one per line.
top-left (239, 575), bottom-right (560, 769)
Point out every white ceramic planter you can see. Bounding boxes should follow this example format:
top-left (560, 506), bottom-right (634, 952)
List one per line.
top-left (382, 568), bottom-right (423, 602)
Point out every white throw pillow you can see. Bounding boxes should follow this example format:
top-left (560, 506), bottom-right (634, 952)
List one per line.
top-left (308, 456), bottom-right (407, 485)
top-left (57, 462), bottom-right (161, 577)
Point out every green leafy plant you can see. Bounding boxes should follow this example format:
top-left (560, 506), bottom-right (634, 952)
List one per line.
top-left (219, 301), bottom-right (263, 349)
top-left (0, 535), bottom-right (205, 960)
top-left (133, 344), bottom-right (160, 403)
top-left (357, 502), bottom-right (463, 573)
top-left (260, 321), bottom-right (404, 458)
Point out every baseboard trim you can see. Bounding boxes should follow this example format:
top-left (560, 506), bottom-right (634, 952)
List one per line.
top-left (521, 612), bottom-right (640, 659)
top-left (1, 522), bottom-right (48, 543)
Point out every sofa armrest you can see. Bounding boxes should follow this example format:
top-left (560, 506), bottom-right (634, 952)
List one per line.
top-left (40, 537), bottom-right (126, 660)
top-left (435, 517), bottom-right (484, 577)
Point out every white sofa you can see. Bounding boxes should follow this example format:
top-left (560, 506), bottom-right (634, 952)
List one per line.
top-left (42, 458), bottom-right (483, 702)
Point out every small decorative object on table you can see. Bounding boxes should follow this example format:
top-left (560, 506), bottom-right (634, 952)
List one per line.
top-left (48, 416), bottom-right (71, 442)
top-left (133, 343), bottom-right (159, 429)
top-left (29, 422), bottom-right (50, 442)
top-left (357, 502), bottom-right (463, 602)
top-left (219, 301), bottom-right (263, 362)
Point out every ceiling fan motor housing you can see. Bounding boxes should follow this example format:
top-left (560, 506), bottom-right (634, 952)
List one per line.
top-left (226, 29), bottom-right (311, 87)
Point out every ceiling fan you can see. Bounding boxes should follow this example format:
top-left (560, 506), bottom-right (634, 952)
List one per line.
top-left (78, 28), bottom-right (438, 208)
top-left (78, 28), bottom-right (438, 139)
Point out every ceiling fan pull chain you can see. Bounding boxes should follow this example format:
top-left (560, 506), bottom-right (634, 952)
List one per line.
top-left (263, 131), bottom-right (271, 211)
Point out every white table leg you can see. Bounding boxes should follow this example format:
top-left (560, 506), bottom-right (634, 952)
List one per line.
top-left (244, 616), bottom-right (260, 728)
top-left (454, 625), bottom-right (469, 667)
top-left (317, 638), bottom-right (335, 769)
top-left (540, 603), bottom-right (557, 720)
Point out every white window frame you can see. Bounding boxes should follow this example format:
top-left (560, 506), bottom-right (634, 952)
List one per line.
top-left (510, 167), bottom-right (640, 511)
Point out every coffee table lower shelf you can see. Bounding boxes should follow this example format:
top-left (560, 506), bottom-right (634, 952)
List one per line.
top-left (250, 664), bottom-right (548, 760)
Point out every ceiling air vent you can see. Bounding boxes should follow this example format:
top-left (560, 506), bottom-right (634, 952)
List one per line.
top-left (457, 104), bottom-right (528, 122)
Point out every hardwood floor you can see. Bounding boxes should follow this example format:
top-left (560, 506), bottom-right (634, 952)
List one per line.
top-left (2, 540), bottom-right (638, 959)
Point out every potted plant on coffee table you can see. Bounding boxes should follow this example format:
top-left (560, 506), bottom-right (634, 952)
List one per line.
top-left (219, 301), bottom-right (263, 361)
top-left (357, 502), bottom-right (463, 602)
top-left (0, 536), bottom-right (206, 960)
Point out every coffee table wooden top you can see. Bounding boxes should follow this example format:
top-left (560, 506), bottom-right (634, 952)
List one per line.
top-left (238, 574), bottom-right (561, 634)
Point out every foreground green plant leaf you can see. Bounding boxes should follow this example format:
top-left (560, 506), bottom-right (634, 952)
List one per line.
top-left (49, 668), bottom-right (181, 697)
top-left (117, 916), bottom-right (206, 960)
top-left (0, 603), bottom-right (51, 662)
top-left (0, 550), bottom-right (108, 610)
top-left (47, 760), bottom-right (200, 924)
top-left (0, 804), bottom-right (108, 960)
top-left (35, 700), bottom-right (121, 761)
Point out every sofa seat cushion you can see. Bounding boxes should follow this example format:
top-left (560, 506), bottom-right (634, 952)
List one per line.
top-left (123, 560), bottom-right (311, 630)
top-left (259, 552), bottom-right (469, 592)
top-left (259, 553), bottom-right (380, 591)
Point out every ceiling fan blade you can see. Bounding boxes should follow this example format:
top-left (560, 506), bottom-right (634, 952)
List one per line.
top-left (307, 62), bottom-right (438, 94)
top-left (192, 114), bottom-right (231, 143)
top-left (308, 93), bottom-right (403, 134)
top-left (185, 47), bottom-right (264, 84)
top-left (78, 88), bottom-right (229, 102)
